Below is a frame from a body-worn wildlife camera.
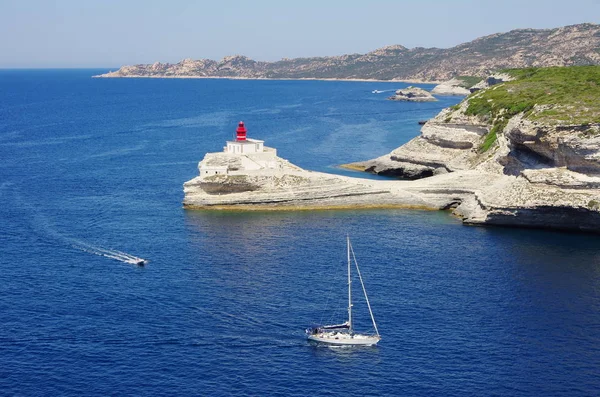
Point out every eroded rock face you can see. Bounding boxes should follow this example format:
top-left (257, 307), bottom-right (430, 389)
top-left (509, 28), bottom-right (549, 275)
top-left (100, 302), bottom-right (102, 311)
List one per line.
top-left (387, 86), bottom-right (437, 102)
top-left (502, 115), bottom-right (600, 175)
top-left (198, 175), bottom-right (261, 194)
top-left (347, 75), bottom-right (600, 232)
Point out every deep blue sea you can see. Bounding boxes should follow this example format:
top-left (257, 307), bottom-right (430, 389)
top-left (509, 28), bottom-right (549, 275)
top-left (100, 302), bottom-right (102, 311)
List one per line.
top-left (1, 70), bottom-right (599, 396)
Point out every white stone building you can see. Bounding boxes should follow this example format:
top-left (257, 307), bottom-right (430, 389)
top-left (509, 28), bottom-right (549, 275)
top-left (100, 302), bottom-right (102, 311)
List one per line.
top-left (198, 122), bottom-right (282, 180)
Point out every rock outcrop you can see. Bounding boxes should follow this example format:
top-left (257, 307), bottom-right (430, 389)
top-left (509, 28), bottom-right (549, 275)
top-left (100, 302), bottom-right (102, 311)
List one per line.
top-left (431, 78), bottom-right (473, 96)
top-left (387, 86), bottom-right (437, 102)
top-left (96, 23), bottom-right (600, 82)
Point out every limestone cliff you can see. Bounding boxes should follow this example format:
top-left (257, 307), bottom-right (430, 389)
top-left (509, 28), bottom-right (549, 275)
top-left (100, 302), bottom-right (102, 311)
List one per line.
top-left (348, 66), bottom-right (600, 232)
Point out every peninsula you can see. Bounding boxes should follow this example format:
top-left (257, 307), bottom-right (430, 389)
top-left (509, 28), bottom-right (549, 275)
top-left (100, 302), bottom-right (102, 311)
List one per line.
top-left (184, 66), bottom-right (600, 233)
top-left (97, 23), bottom-right (600, 82)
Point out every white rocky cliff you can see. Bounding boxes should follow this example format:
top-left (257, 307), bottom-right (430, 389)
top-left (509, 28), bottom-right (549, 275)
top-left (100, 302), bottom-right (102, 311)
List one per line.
top-left (347, 67), bottom-right (600, 232)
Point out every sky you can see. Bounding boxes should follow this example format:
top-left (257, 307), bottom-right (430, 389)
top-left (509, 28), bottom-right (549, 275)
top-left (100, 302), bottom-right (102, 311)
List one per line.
top-left (1, 0), bottom-right (599, 68)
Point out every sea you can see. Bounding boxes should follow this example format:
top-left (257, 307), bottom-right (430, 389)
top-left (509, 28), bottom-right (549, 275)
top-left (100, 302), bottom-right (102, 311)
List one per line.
top-left (0, 69), bottom-right (599, 396)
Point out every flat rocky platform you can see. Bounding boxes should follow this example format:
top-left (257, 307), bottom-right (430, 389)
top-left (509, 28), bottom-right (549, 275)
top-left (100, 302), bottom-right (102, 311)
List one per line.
top-left (184, 158), bottom-right (600, 233)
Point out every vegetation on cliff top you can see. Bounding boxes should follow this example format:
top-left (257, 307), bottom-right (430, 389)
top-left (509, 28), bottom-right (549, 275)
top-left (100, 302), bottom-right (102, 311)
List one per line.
top-left (463, 65), bottom-right (600, 151)
top-left (456, 76), bottom-right (482, 88)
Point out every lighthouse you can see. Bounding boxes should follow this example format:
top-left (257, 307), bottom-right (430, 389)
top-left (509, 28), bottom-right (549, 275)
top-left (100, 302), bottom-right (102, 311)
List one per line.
top-left (197, 122), bottom-right (278, 180)
top-left (225, 121), bottom-right (265, 154)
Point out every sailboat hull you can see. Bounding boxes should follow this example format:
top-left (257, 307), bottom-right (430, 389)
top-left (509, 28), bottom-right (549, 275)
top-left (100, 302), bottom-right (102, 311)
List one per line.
top-left (307, 332), bottom-right (380, 346)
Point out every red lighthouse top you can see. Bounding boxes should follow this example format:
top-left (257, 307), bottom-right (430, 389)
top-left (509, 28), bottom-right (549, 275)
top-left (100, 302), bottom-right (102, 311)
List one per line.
top-left (236, 121), bottom-right (247, 141)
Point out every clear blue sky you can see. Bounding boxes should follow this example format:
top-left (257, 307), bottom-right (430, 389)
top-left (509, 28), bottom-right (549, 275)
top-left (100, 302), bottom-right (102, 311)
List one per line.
top-left (1, 0), bottom-right (599, 68)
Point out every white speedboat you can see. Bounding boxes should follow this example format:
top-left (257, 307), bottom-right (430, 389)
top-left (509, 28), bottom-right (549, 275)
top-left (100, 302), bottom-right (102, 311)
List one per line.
top-left (306, 236), bottom-right (381, 346)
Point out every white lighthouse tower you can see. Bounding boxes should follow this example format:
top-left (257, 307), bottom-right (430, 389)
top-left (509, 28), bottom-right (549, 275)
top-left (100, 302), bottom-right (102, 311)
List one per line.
top-left (198, 122), bottom-right (284, 180)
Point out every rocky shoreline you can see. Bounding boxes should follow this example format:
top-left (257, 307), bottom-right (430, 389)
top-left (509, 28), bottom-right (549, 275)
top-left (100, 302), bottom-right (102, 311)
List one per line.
top-left (387, 86), bottom-right (437, 102)
top-left (185, 147), bottom-right (600, 234)
top-left (93, 73), bottom-right (438, 84)
top-left (184, 149), bottom-right (600, 233)
top-left (183, 152), bottom-right (502, 213)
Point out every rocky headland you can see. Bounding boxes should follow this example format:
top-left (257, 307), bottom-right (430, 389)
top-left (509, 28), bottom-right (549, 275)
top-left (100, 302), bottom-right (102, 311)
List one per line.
top-left (97, 23), bottom-right (600, 82)
top-left (387, 86), bottom-right (437, 102)
top-left (345, 66), bottom-right (600, 232)
top-left (184, 65), bottom-right (600, 233)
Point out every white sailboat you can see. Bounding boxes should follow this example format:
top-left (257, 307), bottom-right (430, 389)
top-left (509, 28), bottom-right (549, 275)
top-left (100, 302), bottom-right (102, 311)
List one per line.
top-left (306, 236), bottom-right (381, 346)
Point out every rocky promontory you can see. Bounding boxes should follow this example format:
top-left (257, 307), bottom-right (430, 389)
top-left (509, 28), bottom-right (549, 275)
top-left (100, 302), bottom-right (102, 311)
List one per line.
top-left (184, 66), bottom-right (600, 233)
top-left (183, 142), bottom-right (507, 212)
top-left (97, 23), bottom-right (600, 82)
top-left (387, 86), bottom-right (437, 102)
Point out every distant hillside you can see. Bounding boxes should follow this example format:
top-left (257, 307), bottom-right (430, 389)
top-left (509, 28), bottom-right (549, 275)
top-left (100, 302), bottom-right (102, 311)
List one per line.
top-left (97, 23), bottom-right (600, 82)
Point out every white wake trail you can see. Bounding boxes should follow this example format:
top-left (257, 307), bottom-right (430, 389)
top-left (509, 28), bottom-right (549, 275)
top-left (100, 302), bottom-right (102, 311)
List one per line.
top-left (11, 186), bottom-right (147, 266)
top-left (75, 244), bottom-right (147, 266)
top-left (372, 89), bottom-right (397, 94)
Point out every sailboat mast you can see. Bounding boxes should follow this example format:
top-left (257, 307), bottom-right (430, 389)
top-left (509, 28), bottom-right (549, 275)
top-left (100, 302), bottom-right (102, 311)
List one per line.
top-left (347, 235), bottom-right (352, 332)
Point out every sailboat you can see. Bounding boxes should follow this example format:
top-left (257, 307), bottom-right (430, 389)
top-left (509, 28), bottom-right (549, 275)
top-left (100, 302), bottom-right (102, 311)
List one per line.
top-left (306, 236), bottom-right (381, 346)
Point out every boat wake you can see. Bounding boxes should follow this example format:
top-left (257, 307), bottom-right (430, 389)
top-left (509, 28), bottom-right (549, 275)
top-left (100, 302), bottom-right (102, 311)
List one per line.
top-left (10, 185), bottom-right (147, 266)
top-left (74, 244), bottom-right (147, 266)
top-left (371, 89), bottom-right (396, 94)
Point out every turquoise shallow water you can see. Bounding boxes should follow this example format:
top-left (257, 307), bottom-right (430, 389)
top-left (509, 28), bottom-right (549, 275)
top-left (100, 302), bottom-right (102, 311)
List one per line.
top-left (1, 70), bottom-right (599, 396)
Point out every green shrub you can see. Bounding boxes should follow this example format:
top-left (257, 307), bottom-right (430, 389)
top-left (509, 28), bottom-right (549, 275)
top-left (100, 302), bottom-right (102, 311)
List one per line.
top-left (456, 75), bottom-right (482, 88)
